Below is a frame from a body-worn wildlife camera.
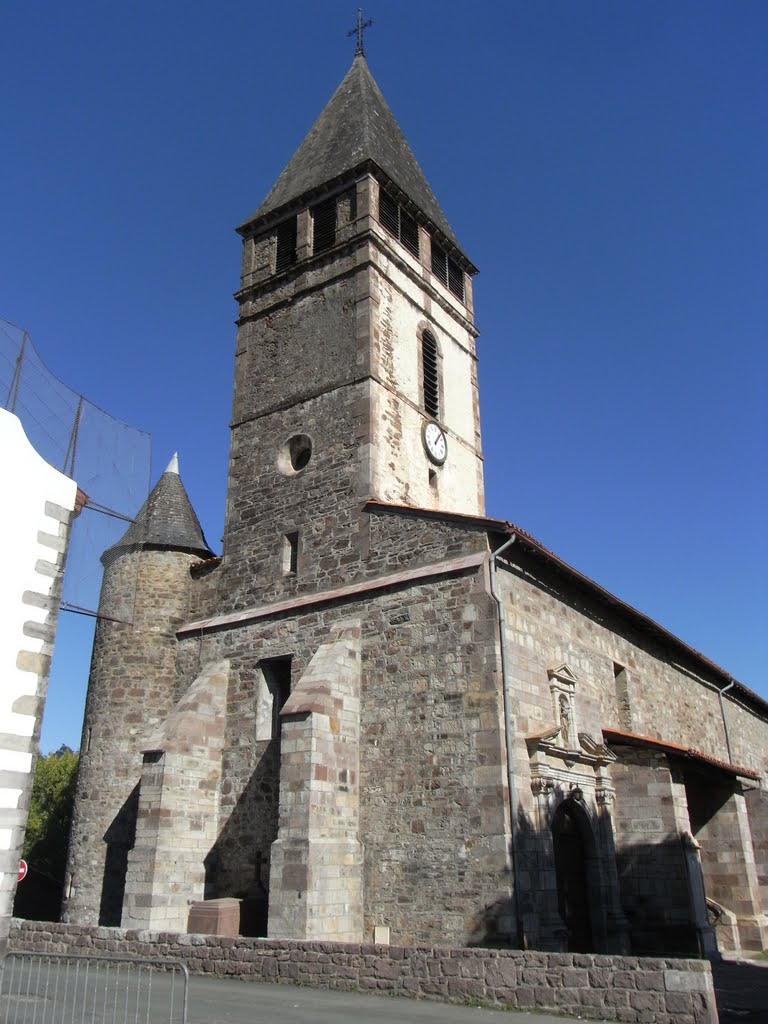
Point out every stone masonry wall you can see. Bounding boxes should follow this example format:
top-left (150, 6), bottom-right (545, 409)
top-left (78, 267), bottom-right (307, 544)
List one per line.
top-left (217, 381), bottom-right (370, 612)
top-left (610, 751), bottom-right (700, 955)
top-left (498, 548), bottom-right (768, 955)
top-left (368, 237), bottom-right (484, 515)
top-left (499, 549), bottom-right (768, 777)
top-left (269, 620), bottom-right (363, 941)
top-left (64, 547), bottom-right (200, 927)
top-left (176, 561), bottom-right (510, 948)
top-left (122, 659), bottom-right (229, 933)
top-left (8, 920), bottom-right (719, 1024)
top-left (745, 788), bottom-right (768, 915)
top-left (189, 505), bottom-right (490, 626)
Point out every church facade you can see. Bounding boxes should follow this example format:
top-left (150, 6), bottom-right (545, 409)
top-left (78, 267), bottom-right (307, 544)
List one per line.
top-left (63, 54), bottom-right (768, 958)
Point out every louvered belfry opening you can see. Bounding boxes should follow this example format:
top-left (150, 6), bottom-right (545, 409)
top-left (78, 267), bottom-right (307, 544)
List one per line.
top-left (379, 190), bottom-right (399, 236)
top-left (378, 189), bottom-right (420, 259)
top-left (312, 196), bottom-right (337, 254)
top-left (431, 241), bottom-right (465, 302)
top-left (275, 217), bottom-right (297, 271)
top-left (422, 330), bottom-right (439, 418)
top-left (400, 211), bottom-right (419, 258)
top-left (431, 241), bottom-right (448, 286)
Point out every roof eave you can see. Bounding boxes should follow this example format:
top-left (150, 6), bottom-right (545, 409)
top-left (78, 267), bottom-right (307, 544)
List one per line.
top-left (236, 161), bottom-right (477, 275)
top-left (361, 499), bottom-right (767, 717)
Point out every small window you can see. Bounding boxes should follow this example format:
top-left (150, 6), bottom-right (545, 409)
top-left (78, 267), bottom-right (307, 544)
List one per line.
top-left (282, 531), bottom-right (299, 575)
top-left (422, 330), bottom-right (439, 418)
top-left (278, 434), bottom-right (313, 475)
top-left (275, 217), bottom-right (297, 272)
top-left (378, 191), bottom-right (420, 259)
top-left (312, 197), bottom-right (337, 254)
top-left (256, 657), bottom-right (292, 742)
top-left (614, 663), bottom-right (631, 729)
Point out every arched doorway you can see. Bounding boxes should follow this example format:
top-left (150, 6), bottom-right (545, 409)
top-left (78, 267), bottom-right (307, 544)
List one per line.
top-left (552, 799), bottom-right (595, 952)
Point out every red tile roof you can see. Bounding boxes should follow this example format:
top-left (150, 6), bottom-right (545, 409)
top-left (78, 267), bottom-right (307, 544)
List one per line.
top-left (603, 727), bottom-right (760, 780)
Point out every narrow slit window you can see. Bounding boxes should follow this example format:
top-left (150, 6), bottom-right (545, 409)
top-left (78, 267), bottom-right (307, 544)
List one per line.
top-left (422, 331), bottom-right (439, 418)
top-left (282, 531), bottom-right (299, 575)
top-left (275, 217), bottom-right (297, 272)
top-left (256, 657), bottom-right (292, 741)
top-left (614, 663), bottom-right (631, 729)
top-left (312, 197), bottom-right (337, 254)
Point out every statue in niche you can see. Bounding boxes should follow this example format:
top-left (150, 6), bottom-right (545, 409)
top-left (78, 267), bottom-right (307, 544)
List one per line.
top-left (559, 694), bottom-right (573, 748)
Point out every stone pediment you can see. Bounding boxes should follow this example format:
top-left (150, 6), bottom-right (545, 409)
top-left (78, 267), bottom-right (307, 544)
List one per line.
top-left (547, 663), bottom-right (579, 686)
top-left (578, 732), bottom-right (617, 762)
top-left (525, 724), bottom-right (562, 745)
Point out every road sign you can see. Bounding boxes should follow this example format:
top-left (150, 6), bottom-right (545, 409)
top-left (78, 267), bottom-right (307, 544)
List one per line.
top-left (18, 859), bottom-right (27, 882)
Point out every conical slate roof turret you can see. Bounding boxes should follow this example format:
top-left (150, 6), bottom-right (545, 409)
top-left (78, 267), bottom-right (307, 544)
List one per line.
top-left (240, 54), bottom-right (462, 251)
top-left (103, 454), bottom-right (214, 563)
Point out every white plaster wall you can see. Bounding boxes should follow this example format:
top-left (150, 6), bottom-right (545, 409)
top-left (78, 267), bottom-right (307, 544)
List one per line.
top-left (368, 243), bottom-right (484, 516)
top-left (0, 409), bottom-right (76, 931)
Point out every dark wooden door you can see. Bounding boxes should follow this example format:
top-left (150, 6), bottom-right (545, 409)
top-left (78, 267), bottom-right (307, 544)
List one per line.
top-left (552, 802), bottom-right (594, 953)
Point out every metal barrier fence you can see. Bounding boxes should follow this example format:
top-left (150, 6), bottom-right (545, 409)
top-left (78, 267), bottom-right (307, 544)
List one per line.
top-left (0, 951), bottom-right (188, 1024)
top-left (1, 316), bottom-right (152, 620)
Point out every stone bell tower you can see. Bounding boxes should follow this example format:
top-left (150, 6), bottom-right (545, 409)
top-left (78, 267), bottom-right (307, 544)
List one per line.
top-left (220, 52), bottom-right (483, 608)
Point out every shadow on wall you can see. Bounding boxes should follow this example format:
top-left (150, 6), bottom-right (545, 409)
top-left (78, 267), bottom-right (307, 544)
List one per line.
top-left (473, 792), bottom-right (708, 957)
top-left (203, 743), bottom-right (281, 937)
top-left (98, 784), bottom-right (139, 927)
top-left (615, 834), bottom-right (705, 957)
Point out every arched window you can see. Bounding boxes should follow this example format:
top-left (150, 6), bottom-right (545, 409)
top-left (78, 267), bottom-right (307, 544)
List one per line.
top-left (422, 330), bottom-right (439, 418)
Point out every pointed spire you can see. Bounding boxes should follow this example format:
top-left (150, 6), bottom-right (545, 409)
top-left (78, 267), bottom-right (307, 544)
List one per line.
top-left (103, 456), bottom-right (214, 563)
top-left (240, 55), bottom-right (462, 251)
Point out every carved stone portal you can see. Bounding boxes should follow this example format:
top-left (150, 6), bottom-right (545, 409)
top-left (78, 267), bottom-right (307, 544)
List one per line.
top-left (522, 663), bottom-right (629, 954)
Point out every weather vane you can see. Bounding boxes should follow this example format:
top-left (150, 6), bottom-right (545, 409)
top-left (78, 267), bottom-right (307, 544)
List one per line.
top-left (347, 8), bottom-right (373, 57)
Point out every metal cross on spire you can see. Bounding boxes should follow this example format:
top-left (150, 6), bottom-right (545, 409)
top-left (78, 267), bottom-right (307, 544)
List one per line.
top-left (347, 8), bottom-right (373, 57)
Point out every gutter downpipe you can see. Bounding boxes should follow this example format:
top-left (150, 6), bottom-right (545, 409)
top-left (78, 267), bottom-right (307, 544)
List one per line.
top-left (718, 679), bottom-right (735, 765)
top-left (489, 533), bottom-right (524, 948)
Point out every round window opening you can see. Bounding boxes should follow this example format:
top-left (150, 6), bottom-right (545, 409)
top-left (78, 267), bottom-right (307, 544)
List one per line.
top-left (279, 434), bottom-right (313, 475)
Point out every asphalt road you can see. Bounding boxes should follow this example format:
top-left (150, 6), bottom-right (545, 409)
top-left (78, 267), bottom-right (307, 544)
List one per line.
top-left (187, 976), bottom-right (582, 1024)
top-left (0, 961), bottom-right (589, 1024)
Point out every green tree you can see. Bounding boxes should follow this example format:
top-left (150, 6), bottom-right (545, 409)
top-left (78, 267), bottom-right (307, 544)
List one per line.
top-left (23, 745), bottom-right (79, 881)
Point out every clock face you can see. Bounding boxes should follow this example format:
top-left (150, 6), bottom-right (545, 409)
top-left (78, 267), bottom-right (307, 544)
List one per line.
top-left (422, 420), bottom-right (447, 465)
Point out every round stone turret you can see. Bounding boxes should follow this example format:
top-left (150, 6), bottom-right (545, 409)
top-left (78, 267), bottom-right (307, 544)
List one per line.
top-left (63, 456), bottom-right (214, 925)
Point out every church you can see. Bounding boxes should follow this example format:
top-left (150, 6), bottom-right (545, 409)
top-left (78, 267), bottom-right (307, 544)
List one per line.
top-left (63, 47), bottom-right (768, 958)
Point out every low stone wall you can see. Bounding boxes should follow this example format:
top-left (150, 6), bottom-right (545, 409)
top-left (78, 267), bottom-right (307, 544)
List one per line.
top-left (8, 920), bottom-right (718, 1024)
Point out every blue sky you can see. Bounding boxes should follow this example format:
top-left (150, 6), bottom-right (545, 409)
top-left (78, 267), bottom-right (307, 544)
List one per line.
top-left (2, 1), bottom-right (766, 751)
